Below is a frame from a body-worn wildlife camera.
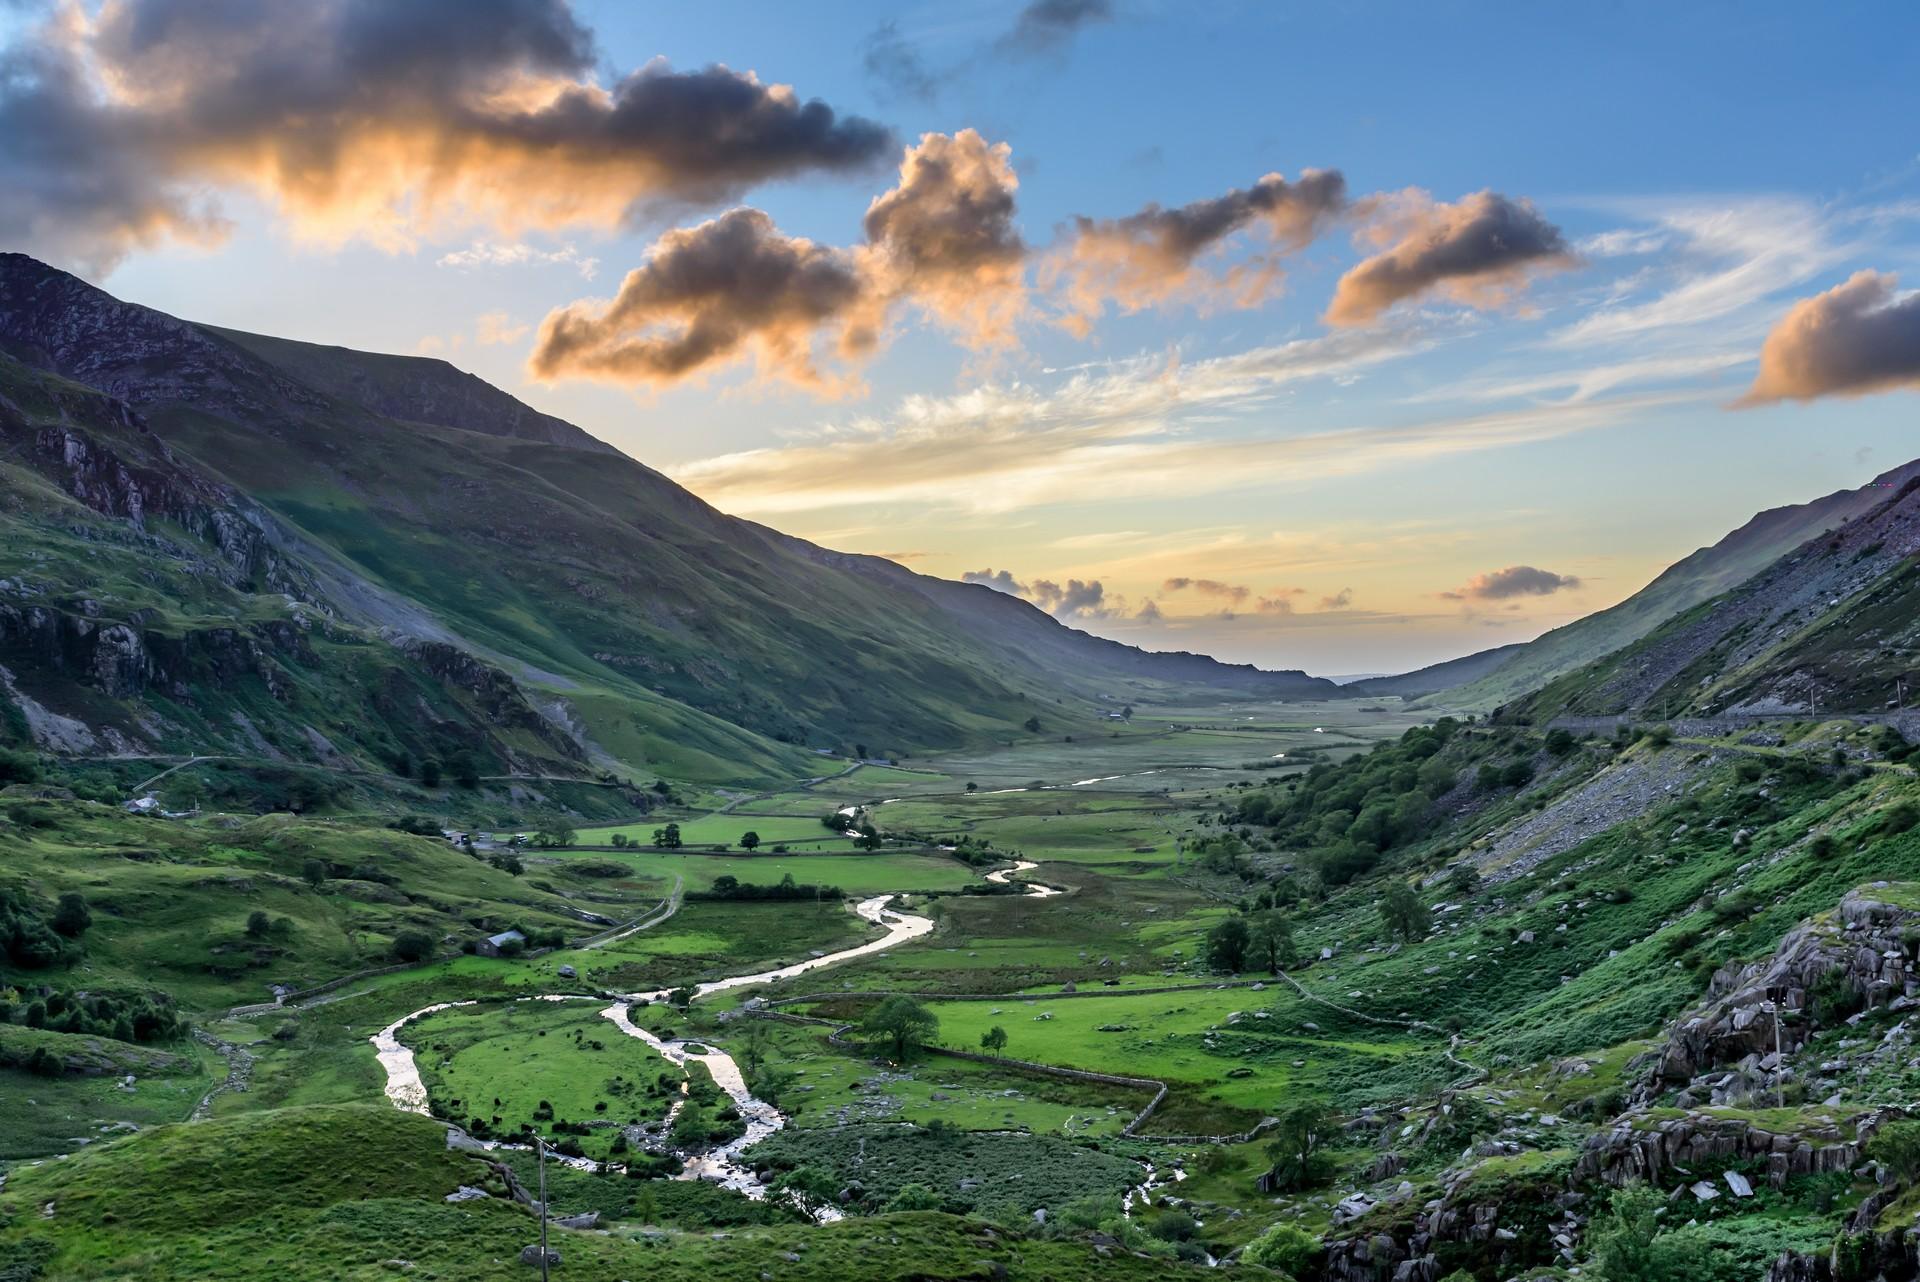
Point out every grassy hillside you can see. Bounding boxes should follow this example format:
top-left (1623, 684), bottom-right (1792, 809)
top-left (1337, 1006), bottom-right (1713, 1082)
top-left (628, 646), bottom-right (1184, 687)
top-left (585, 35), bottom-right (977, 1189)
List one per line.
top-left (0, 253), bottom-right (1341, 794)
top-left (1429, 458), bottom-right (1920, 712)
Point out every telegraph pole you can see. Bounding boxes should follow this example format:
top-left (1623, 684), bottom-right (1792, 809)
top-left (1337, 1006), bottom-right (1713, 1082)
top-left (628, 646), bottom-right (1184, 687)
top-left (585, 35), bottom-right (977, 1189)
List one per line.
top-left (536, 1136), bottom-right (550, 1282)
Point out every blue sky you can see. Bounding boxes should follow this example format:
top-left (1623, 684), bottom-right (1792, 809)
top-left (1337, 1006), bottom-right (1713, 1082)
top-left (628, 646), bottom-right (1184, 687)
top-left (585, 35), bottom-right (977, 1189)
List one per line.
top-left (7, 1), bottom-right (1920, 673)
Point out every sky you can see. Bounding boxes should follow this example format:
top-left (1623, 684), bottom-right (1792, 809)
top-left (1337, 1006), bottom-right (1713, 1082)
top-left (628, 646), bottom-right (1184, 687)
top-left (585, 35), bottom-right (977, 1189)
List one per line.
top-left (4, 1), bottom-right (1919, 677)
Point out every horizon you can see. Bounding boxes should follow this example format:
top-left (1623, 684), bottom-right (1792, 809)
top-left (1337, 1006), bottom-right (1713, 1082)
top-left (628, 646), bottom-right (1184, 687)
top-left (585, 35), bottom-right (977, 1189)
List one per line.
top-left (4, 0), bottom-right (1918, 673)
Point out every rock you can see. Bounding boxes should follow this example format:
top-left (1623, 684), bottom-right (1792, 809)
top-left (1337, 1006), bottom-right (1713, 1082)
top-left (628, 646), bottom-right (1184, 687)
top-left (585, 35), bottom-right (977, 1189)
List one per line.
top-left (557, 965), bottom-right (576, 979)
top-left (1517, 931), bottom-right (1536, 944)
top-left (1691, 1180), bottom-right (1720, 1201)
top-left (1724, 1170), bottom-right (1753, 1198)
top-left (519, 1245), bottom-right (561, 1267)
top-left (552, 1210), bottom-right (599, 1229)
top-left (445, 1186), bottom-right (490, 1203)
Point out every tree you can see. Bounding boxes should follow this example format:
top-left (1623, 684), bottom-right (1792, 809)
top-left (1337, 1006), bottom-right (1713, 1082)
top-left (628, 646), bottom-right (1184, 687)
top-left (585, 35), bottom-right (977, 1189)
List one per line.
top-left (1586, 1184), bottom-right (1721, 1282)
top-left (51, 892), bottom-right (92, 938)
top-left (1445, 864), bottom-right (1481, 897)
top-left (1264, 1099), bottom-right (1335, 1191)
top-left (1380, 881), bottom-right (1431, 943)
top-left (965, 781), bottom-right (978, 793)
top-left (1545, 727), bottom-right (1577, 756)
top-left (533, 818), bottom-right (575, 848)
top-left (854, 824), bottom-right (884, 851)
top-left (861, 996), bottom-right (939, 1062)
top-left (980, 1025), bottom-right (1008, 1055)
top-left (301, 858), bottom-right (328, 889)
top-left (883, 1183), bottom-right (944, 1212)
top-left (611, 832), bottom-right (628, 849)
top-left (450, 751), bottom-right (481, 789)
top-left (654, 822), bottom-right (683, 849)
top-left (488, 852), bottom-right (525, 876)
top-left (772, 1166), bottom-right (840, 1221)
top-left (391, 929), bottom-right (434, 962)
top-left (1023, 716), bottom-right (1041, 734)
top-left (740, 831), bottom-right (761, 851)
top-left (419, 758), bottom-right (443, 788)
top-left (1205, 916), bottom-right (1250, 972)
top-left (1247, 911), bottom-right (1297, 973)
top-left (245, 910), bottom-right (272, 939)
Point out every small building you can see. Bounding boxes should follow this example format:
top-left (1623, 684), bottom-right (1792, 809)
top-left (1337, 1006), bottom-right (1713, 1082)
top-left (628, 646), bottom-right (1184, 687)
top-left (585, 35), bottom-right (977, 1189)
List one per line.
top-left (475, 929), bottom-right (526, 958)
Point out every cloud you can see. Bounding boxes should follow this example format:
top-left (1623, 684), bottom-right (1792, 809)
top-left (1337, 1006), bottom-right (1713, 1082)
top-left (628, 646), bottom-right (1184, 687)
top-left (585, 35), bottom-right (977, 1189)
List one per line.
top-left (860, 20), bottom-right (941, 103)
top-left (1029, 577), bottom-right (1109, 619)
top-left (437, 240), bottom-right (599, 279)
top-left (475, 311), bottom-right (531, 345)
top-left (1735, 270), bottom-right (1920, 405)
top-left (962, 567), bottom-right (1027, 594)
top-left (529, 130), bottom-right (1025, 391)
top-left (860, 129), bottom-right (1027, 348)
top-left (1439, 565), bottom-right (1581, 600)
top-left (527, 208), bottom-right (869, 393)
top-left (1255, 595), bottom-right (1296, 615)
top-left (1326, 190), bottom-right (1574, 327)
top-left (1161, 577), bottom-right (1250, 603)
top-left (0, 0), bottom-right (893, 274)
top-left (996, 0), bottom-right (1114, 57)
top-left (677, 336), bottom-right (1699, 517)
top-left (1135, 598), bottom-right (1163, 622)
top-left (1549, 197), bottom-right (1845, 350)
top-left (1318, 588), bottom-right (1354, 610)
top-left (1047, 170), bottom-right (1347, 329)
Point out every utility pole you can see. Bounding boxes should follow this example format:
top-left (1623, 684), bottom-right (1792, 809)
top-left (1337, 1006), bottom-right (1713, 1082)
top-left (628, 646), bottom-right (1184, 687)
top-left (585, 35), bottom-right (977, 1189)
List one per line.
top-left (536, 1135), bottom-right (550, 1282)
top-left (1767, 999), bottom-right (1784, 1110)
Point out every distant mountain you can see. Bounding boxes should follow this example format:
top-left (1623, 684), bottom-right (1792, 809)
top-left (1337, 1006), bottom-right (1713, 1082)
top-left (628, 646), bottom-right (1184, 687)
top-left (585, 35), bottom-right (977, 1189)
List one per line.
top-left (0, 254), bottom-right (1338, 783)
top-left (1348, 644), bottom-right (1525, 698)
top-left (1427, 461), bottom-right (1920, 711)
top-left (1511, 474), bottom-right (1920, 722)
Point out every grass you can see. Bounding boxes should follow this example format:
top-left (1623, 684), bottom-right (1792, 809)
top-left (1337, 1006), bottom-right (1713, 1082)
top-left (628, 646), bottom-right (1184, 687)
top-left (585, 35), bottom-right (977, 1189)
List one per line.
top-left (540, 846), bottom-right (980, 895)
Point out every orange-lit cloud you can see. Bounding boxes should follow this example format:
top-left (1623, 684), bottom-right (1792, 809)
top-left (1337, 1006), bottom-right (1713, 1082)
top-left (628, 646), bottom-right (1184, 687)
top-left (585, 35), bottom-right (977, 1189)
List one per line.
top-left (530, 130), bottom-right (1026, 391)
top-left (1439, 565), bottom-right (1580, 600)
top-left (1326, 190), bottom-right (1574, 327)
top-left (0, 0), bottom-right (892, 274)
top-left (1736, 270), bottom-right (1920, 405)
top-left (1048, 170), bottom-right (1347, 330)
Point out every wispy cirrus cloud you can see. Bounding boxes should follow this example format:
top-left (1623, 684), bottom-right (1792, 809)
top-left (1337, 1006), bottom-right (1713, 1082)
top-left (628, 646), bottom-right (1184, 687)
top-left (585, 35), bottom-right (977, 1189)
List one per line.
top-left (673, 323), bottom-right (1701, 516)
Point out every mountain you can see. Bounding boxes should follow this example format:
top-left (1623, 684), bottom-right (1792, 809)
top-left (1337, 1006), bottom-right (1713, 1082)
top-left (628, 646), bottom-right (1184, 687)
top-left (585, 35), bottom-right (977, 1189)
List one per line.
top-left (1511, 473), bottom-right (1920, 722)
top-left (1421, 460), bottom-right (1920, 711)
top-left (1347, 643), bottom-right (1524, 698)
top-left (0, 254), bottom-right (1338, 784)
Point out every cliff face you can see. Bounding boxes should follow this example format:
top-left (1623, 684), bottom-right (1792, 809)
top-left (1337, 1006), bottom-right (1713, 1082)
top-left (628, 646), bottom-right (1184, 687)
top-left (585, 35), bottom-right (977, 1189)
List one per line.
top-left (1646, 889), bottom-right (1920, 1099)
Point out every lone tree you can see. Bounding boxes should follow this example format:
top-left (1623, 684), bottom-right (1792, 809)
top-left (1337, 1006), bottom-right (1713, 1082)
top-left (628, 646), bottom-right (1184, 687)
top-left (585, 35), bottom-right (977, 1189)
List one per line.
top-left (301, 858), bottom-right (328, 889)
top-left (51, 892), bottom-right (92, 938)
top-left (854, 823), bottom-right (884, 851)
top-left (1264, 1099), bottom-right (1336, 1191)
top-left (391, 929), bottom-right (434, 962)
top-left (245, 910), bottom-right (272, 939)
top-left (1380, 881), bottom-right (1432, 943)
top-left (653, 822), bottom-right (683, 849)
top-left (772, 1166), bottom-right (840, 1221)
top-left (740, 831), bottom-right (761, 851)
top-left (1023, 716), bottom-right (1042, 734)
top-left (1247, 911), bottom-right (1297, 973)
top-left (862, 996), bottom-right (939, 1062)
top-left (1205, 916), bottom-right (1251, 972)
top-left (980, 1025), bottom-right (1008, 1055)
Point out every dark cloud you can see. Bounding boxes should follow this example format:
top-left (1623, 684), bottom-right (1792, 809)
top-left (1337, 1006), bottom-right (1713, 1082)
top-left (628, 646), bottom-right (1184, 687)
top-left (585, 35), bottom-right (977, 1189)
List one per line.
top-left (1326, 190), bottom-right (1573, 327)
top-left (1134, 598), bottom-right (1163, 622)
top-left (1051, 170), bottom-right (1347, 328)
top-left (1254, 595), bottom-right (1295, 615)
top-left (1440, 566), bottom-right (1581, 601)
top-left (0, 0), bottom-right (894, 274)
top-left (997, 0), bottom-right (1114, 57)
top-left (532, 130), bottom-right (1026, 390)
top-left (860, 20), bottom-right (942, 103)
top-left (963, 568), bottom-right (1028, 594)
top-left (528, 209), bottom-right (868, 392)
top-left (1318, 587), bottom-right (1354, 610)
top-left (1737, 270), bottom-right (1920, 405)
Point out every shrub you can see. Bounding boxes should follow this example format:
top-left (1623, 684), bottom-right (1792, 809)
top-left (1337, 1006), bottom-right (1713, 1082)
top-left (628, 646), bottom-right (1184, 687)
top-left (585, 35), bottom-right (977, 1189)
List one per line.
top-left (1244, 1223), bottom-right (1322, 1274)
top-left (1869, 1119), bottom-right (1920, 1182)
top-left (390, 930), bottom-right (435, 962)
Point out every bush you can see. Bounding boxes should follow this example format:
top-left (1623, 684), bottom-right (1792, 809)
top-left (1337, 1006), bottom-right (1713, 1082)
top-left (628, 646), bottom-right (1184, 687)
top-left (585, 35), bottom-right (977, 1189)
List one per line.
top-left (1243, 1222), bottom-right (1322, 1275)
top-left (1869, 1119), bottom-right (1920, 1182)
top-left (390, 930), bottom-right (435, 962)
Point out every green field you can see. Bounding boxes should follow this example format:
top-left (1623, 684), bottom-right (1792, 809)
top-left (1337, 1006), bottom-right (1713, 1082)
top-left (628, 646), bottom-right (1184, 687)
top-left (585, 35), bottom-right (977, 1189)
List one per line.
top-left (543, 846), bottom-right (981, 895)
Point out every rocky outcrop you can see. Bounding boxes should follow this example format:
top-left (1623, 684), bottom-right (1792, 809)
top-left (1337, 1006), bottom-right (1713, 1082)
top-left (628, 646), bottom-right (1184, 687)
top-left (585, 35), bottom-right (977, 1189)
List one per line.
top-left (1322, 1158), bottom-right (1582, 1281)
top-left (1647, 889), bottom-right (1920, 1094)
top-left (394, 640), bottom-right (585, 765)
top-left (0, 604), bottom-right (305, 702)
top-left (1575, 1107), bottom-right (1899, 1190)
